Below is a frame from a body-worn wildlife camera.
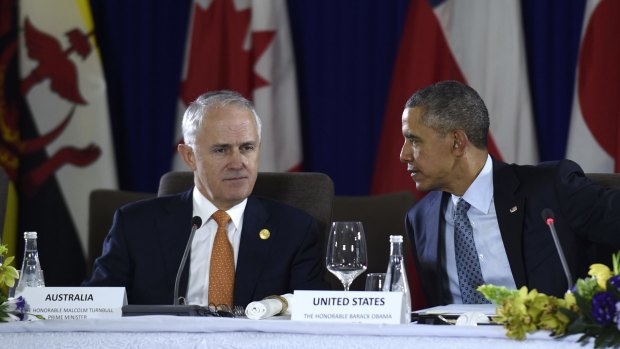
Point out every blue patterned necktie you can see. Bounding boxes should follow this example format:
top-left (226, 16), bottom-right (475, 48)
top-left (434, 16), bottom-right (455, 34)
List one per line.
top-left (454, 198), bottom-right (489, 304)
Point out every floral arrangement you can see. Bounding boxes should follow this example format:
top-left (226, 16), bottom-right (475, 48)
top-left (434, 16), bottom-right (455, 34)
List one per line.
top-left (0, 244), bottom-right (24, 322)
top-left (478, 251), bottom-right (620, 348)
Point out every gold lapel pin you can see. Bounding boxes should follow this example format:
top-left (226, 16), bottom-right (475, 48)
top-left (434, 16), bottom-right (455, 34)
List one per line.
top-left (510, 206), bottom-right (518, 213)
top-left (259, 229), bottom-right (271, 240)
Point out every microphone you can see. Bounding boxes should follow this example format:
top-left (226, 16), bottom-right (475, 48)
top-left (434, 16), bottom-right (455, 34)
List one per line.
top-left (173, 216), bottom-right (202, 305)
top-left (541, 208), bottom-right (573, 291)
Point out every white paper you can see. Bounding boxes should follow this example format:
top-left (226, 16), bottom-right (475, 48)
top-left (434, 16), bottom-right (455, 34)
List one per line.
top-left (416, 303), bottom-right (497, 316)
top-left (245, 294), bottom-right (293, 320)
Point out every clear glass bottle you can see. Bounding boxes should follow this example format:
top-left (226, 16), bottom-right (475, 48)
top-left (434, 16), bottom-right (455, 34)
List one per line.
top-left (383, 235), bottom-right (411, 324)
top-left (15, 231), bottom-right (45, 294)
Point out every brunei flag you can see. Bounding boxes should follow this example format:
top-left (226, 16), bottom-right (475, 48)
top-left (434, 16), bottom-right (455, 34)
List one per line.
top-left (0, 0), bottom-right (117, 285)
top-left (0, 0), bottom-right (23, 262)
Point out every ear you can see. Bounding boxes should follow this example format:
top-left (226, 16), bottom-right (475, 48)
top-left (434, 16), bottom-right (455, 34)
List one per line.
top-left (451, 130), bottom-right (469, 155)
top-left (177, 144), bottom-right (197, 171)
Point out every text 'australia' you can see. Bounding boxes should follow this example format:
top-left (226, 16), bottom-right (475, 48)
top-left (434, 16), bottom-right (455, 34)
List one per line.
top-left (45, 293), bottom-right (94, 301)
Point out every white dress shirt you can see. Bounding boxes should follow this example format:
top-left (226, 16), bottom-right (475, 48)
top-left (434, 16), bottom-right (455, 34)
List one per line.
top-left (443, 155), bottom-right (516, 303)
top-left (186, 187), bottom-right (246, 305)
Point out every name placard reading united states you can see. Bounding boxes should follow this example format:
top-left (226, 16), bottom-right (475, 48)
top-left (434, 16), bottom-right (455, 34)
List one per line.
top-left (17, 287), bottom-right (127, 320)
top-left (292, 290), bottom-right (402, 324)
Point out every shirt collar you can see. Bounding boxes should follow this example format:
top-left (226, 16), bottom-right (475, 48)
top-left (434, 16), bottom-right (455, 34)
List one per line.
top-left (451, 154), bottom-right (493, 214)
top-left (192, 186), bottom-right (247, 229)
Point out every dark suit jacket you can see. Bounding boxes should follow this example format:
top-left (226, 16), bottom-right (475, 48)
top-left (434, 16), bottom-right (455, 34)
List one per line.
top-left (85, 189), bottom-right (329, 306)
top-left (406, 158), bottom-right (620, 306)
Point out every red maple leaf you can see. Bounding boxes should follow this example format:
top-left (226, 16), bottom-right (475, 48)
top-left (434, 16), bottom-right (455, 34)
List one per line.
top-left (180, 0), bottom-right (276, 104)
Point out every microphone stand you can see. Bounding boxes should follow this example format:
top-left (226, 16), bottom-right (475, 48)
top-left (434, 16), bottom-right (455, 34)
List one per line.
top-left (174, 216), bottom-right (202, 305)
top-left (542, 209), bottom-right (573, 291)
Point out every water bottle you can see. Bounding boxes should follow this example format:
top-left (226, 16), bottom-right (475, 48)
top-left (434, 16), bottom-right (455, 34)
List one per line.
top-left (15, 231), bottom-right (45, 294)
top-left (383, 235), bottom-right (411, 324)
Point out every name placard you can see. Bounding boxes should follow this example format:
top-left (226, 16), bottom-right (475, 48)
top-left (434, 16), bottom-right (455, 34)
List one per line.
top-left (291, 290), bottom-right (402, 324)
top-left (17, 287), bottom-right (127, 320)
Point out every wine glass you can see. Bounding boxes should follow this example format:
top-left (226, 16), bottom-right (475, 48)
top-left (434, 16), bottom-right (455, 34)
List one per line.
top-left (326, 221), bottom-right (368, 291)
top-left (365, 273), bottom-right (386, 291)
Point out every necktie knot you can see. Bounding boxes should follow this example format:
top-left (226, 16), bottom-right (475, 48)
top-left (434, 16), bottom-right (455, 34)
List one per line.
top-left (212, 210), bottom-right (231, 228)
top-left (456, 198), bottom-right (471, 215)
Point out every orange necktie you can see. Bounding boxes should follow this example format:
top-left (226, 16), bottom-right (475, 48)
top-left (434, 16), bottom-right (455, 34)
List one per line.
top-left (208, 210), bottom-right (235, 306)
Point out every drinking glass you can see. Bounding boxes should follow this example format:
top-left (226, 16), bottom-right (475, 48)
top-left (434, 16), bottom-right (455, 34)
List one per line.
top-left (326, 221), bottom-right (368, 291)
top-left (365, 273), bottom-right (386, 291)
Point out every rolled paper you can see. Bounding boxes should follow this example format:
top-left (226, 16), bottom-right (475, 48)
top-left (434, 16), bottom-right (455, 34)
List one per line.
top-left (245, 293), bottom-right (293, 320)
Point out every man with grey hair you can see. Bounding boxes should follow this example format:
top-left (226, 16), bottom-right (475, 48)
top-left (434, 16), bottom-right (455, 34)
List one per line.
top-left (86, 90), bottom-right (328, 307)
top-left (401, 80), bottom-right (620, 306)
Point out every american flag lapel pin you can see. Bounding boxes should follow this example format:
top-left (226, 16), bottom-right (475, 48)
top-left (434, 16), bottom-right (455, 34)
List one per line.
top-left (509, 206), bottom-right (517, 213)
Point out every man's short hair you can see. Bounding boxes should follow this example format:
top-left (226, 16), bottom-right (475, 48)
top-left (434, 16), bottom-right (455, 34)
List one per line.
top-left (405, 80), bottom-right (489, 149)
top-left (182, 90), bottom-right (262, 147)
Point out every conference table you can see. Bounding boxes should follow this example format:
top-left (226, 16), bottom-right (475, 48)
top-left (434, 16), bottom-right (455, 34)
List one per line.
top-left (0, 315), bottom-right (594, 349)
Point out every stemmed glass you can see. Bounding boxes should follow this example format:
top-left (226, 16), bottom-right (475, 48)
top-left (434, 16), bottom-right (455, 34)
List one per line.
top-left (326, 221), bottom-right (368, 291)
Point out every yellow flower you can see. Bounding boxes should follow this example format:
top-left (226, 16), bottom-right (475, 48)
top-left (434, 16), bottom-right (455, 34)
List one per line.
top-left (588, 263), bottom-right (612, 290)
top-left (563, 292), bottom-right (576, 309)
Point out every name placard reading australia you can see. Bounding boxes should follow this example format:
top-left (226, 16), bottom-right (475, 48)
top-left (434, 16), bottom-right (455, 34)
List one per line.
top-left (17, 287), bottom-right (127, 320)
top-left (291, 290), bottom-right (402, 324)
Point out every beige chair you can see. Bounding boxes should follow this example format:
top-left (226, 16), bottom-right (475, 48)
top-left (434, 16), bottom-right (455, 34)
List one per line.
top-left (586, 173), bottom-right (620, 189)
top-left (331, 191), bottom-right (417, 292)
top-left (585, 173), bottom-right (620, 264)
top-left (87, 189), bottom-right (154, 274)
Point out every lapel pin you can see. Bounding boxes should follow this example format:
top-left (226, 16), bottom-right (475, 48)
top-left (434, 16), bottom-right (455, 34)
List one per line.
top-left (259, 229), bottom-right (270, 240)
top-left (510, 206), bottom-right (517, 213)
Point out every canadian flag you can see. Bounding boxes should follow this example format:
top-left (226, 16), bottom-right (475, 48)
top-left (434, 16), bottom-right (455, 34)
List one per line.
top-left (173, 0), bottom-right (302, 172)
top-left (565, 0), bottom-right (620, 172)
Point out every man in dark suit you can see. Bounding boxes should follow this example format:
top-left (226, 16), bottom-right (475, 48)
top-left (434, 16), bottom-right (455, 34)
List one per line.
top-left (86, 91), bottom-right (328, 306)
top-left (400, 81), bottom-right (620, 306)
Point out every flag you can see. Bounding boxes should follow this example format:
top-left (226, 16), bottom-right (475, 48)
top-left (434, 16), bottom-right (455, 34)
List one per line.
top-left (371, 0), bottom-right (537, 195)
top-left (0, 0), bottom-right (20, 258)
top-left (9, 0), bottom-right (117, 285)
top-left (173, 0), bottom-right (302, 172)
top-left (565, 0), bottom-right (620, 172)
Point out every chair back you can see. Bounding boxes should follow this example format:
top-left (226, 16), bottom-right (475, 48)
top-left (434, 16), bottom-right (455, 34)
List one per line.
top-left (586, 173), bottom-right (620, 190)
top-left (331, 191), bottom-right (417, 291)
top-left (88, 189), bottom-right (154, 274)
top-left (157, 171), bottom-right (335, 237)
top-left (584, 173), bottom-right (620, 265)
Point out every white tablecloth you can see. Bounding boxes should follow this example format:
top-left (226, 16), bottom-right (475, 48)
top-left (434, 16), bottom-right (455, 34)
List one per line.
top-left (0, 316), bottom-right (593, 349)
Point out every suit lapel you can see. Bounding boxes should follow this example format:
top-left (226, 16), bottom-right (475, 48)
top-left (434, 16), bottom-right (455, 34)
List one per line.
top-left (425, 192), bottom-right (447, 302)
top-left (234, 197), bottom-right (273, 305)
top-left (492, 159), bottom-right (527, 288)
top-left (156, 190), bottom-right (194, 301)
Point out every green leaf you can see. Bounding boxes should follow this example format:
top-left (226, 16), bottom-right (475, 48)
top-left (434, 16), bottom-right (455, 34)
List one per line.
top-left (478, 284), bottom-right (517, 304)
top-left (3, 256), bottom-right (14, 266)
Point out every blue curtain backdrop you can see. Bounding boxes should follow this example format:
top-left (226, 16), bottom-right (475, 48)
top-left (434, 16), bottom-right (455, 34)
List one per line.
top-left (89, 0), bottom-right (587, 196)
top-left (521, 0), bottom-right (585, 162)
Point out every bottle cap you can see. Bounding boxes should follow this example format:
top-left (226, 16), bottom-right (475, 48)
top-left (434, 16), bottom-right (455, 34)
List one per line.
top-left (389, 235), bottom-right (403, 243)
top-left (24, 231), bottom-right (38, 239)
